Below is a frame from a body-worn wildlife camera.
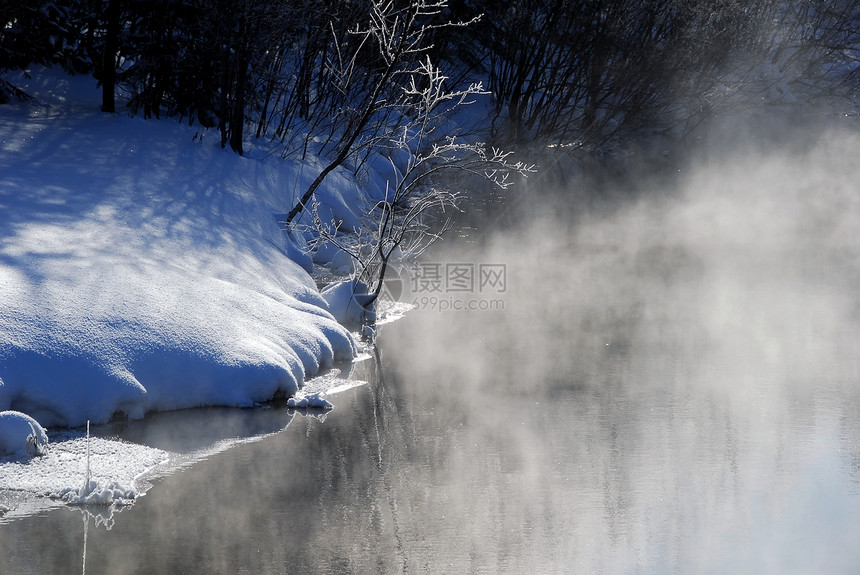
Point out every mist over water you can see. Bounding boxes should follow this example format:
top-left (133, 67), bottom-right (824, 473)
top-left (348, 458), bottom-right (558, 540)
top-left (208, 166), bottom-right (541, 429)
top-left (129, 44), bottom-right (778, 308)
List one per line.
top-left (3, 121), bottom-right (860, 574)
top-left (382, 120), bottom-right (860, 571)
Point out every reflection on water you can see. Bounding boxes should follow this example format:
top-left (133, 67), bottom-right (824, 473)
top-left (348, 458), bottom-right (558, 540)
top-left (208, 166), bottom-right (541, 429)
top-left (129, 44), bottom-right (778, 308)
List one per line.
top-left (3, 298), bottom-right (859, 573)
top-left (3, 137), bottom-right (860, 573)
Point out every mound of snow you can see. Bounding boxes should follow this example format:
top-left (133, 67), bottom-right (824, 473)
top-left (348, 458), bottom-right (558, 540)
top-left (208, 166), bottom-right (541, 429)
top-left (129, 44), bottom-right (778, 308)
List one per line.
top-left (0, 68), bottom-right (357, 427)
top-left (0, 411), bottom-right (48, 457)
top-left (321, 280), bottom-right (377, 328)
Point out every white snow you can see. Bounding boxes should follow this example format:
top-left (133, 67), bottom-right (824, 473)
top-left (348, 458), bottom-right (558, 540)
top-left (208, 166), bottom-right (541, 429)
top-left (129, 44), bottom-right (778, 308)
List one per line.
top-left (0, 410), bottom-right (48, 457)
top-left (0, 67), bottom-right (405, 522)
top-left (0, 68), bottom-right (364, 430)
top-left (321, 279), bottom-right (377, 328)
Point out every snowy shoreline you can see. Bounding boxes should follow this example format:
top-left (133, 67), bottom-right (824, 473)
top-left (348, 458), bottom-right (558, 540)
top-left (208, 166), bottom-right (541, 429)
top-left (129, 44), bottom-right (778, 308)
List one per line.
top-left (0, 69), bottom-right (374, 444)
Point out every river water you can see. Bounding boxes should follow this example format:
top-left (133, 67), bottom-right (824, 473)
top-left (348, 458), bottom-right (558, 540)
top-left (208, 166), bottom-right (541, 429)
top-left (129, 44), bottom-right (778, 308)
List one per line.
top-left (3, 137), bottom-right (860, 573)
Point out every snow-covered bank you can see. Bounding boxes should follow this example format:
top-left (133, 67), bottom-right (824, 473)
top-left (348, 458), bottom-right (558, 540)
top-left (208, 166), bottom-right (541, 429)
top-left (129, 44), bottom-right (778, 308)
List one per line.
top-left (0, 69), bottom-right (364, 430)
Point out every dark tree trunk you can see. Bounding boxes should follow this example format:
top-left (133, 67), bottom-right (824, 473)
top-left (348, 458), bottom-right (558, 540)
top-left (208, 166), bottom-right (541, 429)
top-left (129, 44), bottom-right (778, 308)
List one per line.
top-left (229, 57), bottom-right (246, 155)
top-left (101, 0), bottom-right (121, 113)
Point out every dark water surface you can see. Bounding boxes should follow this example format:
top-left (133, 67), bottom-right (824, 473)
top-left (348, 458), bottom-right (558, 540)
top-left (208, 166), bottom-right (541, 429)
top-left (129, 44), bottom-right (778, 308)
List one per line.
top-left (4, 147), bottom-right (860, 573)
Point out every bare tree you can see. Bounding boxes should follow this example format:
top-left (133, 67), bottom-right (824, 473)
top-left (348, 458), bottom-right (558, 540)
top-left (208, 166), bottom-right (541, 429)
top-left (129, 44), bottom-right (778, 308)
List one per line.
top-left (282, 0), bottom-right (480, 227)
top-left (310, 56), bottom-right (534, 320)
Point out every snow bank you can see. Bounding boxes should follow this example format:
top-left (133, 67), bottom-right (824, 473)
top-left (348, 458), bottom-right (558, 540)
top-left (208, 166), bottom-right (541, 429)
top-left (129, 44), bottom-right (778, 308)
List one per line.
top-left (0, 411), bottom-right (48, 457)
top-left (0, 68), bottom-right (358, 429)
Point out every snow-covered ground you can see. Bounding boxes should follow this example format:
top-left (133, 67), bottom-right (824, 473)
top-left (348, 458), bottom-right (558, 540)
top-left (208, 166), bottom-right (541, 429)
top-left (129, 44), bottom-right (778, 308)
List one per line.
top-left (0, 68), bottom-right (378, 518)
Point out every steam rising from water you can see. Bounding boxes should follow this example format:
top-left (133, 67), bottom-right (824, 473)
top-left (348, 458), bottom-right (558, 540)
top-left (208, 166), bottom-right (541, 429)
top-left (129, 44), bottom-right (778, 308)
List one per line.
top-left (379, 120), bottom-right (860, 571)
top-left (439, 120), bottom-right (860, 395)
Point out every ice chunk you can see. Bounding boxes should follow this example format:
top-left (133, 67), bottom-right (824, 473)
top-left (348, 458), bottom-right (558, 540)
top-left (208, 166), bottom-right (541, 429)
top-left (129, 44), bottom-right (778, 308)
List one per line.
top-left (287, 393), bottom-right (334, 409)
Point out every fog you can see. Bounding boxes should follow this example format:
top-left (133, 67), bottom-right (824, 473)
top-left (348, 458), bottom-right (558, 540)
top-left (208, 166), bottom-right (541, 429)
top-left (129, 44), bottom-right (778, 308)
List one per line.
top-left (3, 117), bottom-right (860, 574)
top-left (370, 116), bottom-right (860, 571)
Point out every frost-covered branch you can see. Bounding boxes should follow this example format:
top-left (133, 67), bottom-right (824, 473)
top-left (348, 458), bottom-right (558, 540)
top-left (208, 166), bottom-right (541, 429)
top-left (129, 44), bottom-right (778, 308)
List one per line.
top-left (310, 47), bottom-right (535, 326)
top-left (283, 0), bottom-right (482, 227)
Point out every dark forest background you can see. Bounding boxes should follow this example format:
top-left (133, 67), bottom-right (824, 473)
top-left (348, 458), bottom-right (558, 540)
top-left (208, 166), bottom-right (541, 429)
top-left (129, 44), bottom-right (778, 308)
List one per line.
top-left (3, 1), bottom-right (859, 158)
